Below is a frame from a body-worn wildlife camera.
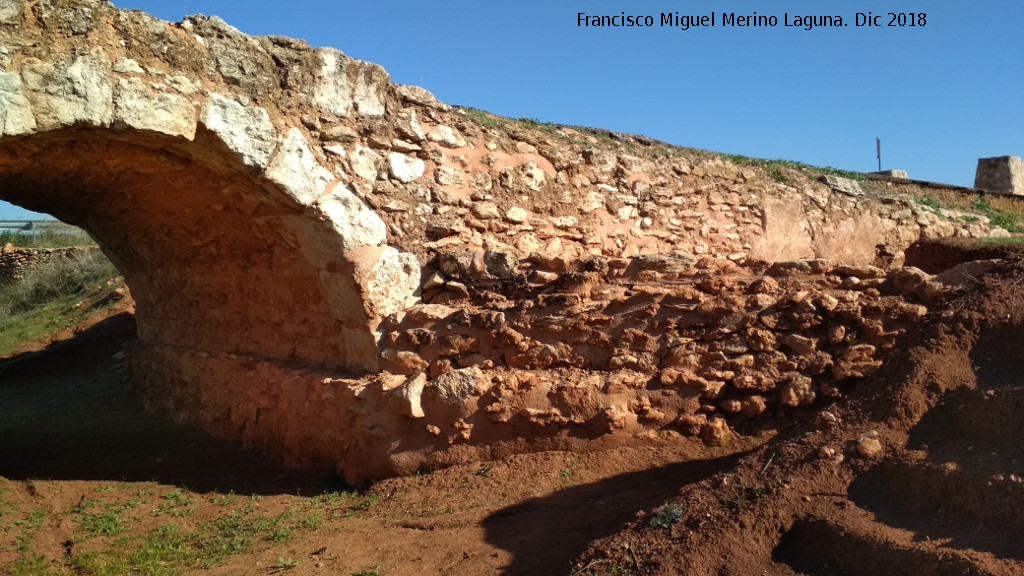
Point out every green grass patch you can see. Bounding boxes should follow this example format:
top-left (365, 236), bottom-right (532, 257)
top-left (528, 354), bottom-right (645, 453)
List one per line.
top-left (978, 236), bottom-right (1024, 245)
top-left (718, 153), bottom-right (866, 183)
top-left (457, 107), bottom-right (509, 131)
top-left (972, 197), bottom-right (1024, 233)
top-left (5, 508), bottom-right (48, 576)
top-left (0, 250), bottom-right (121, 356)
top-left (0, 292), bottom-right (111, 357)
top-left (0, 227), bottom-right (96, 249)
top-left (71, 499), bottom-right (131, 537)
top-left (916, 196), bottom-right (942, 214)
top-left (60, 496), bottom-right (330, 575)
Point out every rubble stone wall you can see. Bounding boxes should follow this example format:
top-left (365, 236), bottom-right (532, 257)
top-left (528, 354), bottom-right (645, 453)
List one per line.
top-left (0, 244), bottom-right (98, 283)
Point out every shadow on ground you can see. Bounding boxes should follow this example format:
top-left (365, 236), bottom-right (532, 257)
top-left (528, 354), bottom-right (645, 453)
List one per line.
top-left (482, 450), bottom-right (747, 576)
top-left (0, 312), bottom-right (329, 495)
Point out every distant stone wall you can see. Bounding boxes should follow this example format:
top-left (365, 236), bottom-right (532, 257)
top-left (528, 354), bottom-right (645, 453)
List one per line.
top-left (0, 245), bottom-right (98, 284)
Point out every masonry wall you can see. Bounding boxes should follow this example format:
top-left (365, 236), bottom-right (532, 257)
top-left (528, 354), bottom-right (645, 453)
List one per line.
top-left (0, 245), bottom-right (99, 284)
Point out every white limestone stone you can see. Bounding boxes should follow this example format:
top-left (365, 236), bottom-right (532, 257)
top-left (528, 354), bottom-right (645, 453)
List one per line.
top-left (387, 152), bottom-right (425, 183)
top-left (317, 183), bottom-right (387, 250)
top-left (266, 127), bottom-right (335, 206)
top-left (113, 77), bottom-right (197, 139)
top-left (0, 72), bottom-right (35, 135)
top-left (310, 48), bottom-right (387, 118)
top-left (200, 93), bottom-right (276, 169)
top-left (22, 53), bottom-right (113, 130)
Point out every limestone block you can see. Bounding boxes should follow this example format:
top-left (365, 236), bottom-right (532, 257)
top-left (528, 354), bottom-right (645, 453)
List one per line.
top-left (310, 48), bottom-right (388, 117)
top-left (265, 128), bottom-right (335, 206)
top-left (113, 77), bottom-right (197, 139)
top-left (426, 125), bottom-right (467, 148)
top-left (0, 72), bottom-right (35, 135)
top-left (22, 53), bottom-right (113, 130)
top-left (395, 84), bottom-right (451, 111)
top-left (435, 166), bottom-right (464, 187)
top-left (317, 184), bottom-right (387, 250)
top-left (387, 152), bottom-right (425, 183)
top-left (0, 0), bottom-right (23, 24)
top-left (975, 156), bottom-right (1024, 195)
top-left (348, 145), bottom-right (383, 181)
top-left (431, 367), bottom-right (486, 405)
top-left (471, 201), bottom-right (501, 220)
top-left (818, 175), bottom-right (863, 197)
top-left (580, 191), bottom-right (605, 213)
top-left (388, 373), bottom-right (426, 418)
top-left (200, 93), bottom-right (276, 169)
top-left (521, 162), bottom-right (547, 191)
top-left (346, 245), bottom-right (421, 320)
top-left (504, 206), bottom-right (529, 224)
top-left (871, 169), bottom-right (908, 179)
top-left (112, 57), bottom-right (144, 74)
top-left (394, 108), bottom-right (425, 142)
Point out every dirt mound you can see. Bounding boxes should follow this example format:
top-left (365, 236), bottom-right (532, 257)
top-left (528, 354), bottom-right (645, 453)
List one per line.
top-left (569, 258), bottom-right (1024, 575)
top-left (906, 237), bottom-right (1024, 273)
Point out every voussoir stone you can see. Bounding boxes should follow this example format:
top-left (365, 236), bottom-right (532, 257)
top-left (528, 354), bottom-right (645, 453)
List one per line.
top-left (318, 184), bottom-right (388, 250)
top-left (200, 93), bottom-right (277, 169)
top-left (266, 128), bottom-right (335, 206)
top-left (113, 77), bottom-right (197, 139)
top-left (0, 72), bottom-right (36, 135)
top-left (22, 52), bottom-right (113, 130)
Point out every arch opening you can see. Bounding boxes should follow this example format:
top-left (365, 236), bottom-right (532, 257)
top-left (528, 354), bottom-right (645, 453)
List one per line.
top-left (0, 126), bottom-right (378, 371)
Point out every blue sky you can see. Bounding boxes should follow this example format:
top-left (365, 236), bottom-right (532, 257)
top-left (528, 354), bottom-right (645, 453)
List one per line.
top-left (2, 0), bottom-right (1021, 219)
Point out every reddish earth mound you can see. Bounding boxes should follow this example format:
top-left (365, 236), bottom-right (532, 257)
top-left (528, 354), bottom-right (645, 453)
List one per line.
top-left (570, 254), bottom-right (1024, 575)
top-left (905, 237), bottom-right (1024, 273)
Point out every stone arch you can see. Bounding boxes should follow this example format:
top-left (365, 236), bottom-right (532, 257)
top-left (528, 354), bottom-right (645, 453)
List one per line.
top-left (0, 1), bottom-right (423, 475)
top-left (0, 125), bottom-right (405, 372)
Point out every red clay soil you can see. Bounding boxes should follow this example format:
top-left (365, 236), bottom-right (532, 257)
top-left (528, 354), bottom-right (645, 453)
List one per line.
top-left (904, 237), bottom-right (1024, 273)
top-left (571, 253), bottom-right (1024, 576)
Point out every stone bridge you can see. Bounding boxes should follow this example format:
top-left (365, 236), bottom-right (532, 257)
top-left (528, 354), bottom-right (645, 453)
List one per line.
top-left (0, 1), bottom-right (1010, 480)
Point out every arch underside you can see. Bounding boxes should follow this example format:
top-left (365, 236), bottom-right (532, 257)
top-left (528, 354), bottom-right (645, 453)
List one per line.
top-left (0, 127), bottom-right (374, 371)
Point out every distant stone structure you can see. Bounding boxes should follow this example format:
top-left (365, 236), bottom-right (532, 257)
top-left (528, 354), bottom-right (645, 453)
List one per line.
top-left (871, 170), bottom-right (908, 179)
top-left (0, 245), bottom-right (98, 284)
top-left (975, 156), bottom-right (1024, 195)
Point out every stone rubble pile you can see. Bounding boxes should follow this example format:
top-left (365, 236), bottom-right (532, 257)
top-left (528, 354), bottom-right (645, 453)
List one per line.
top-left (373, 254), bottom-right (947, 446)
